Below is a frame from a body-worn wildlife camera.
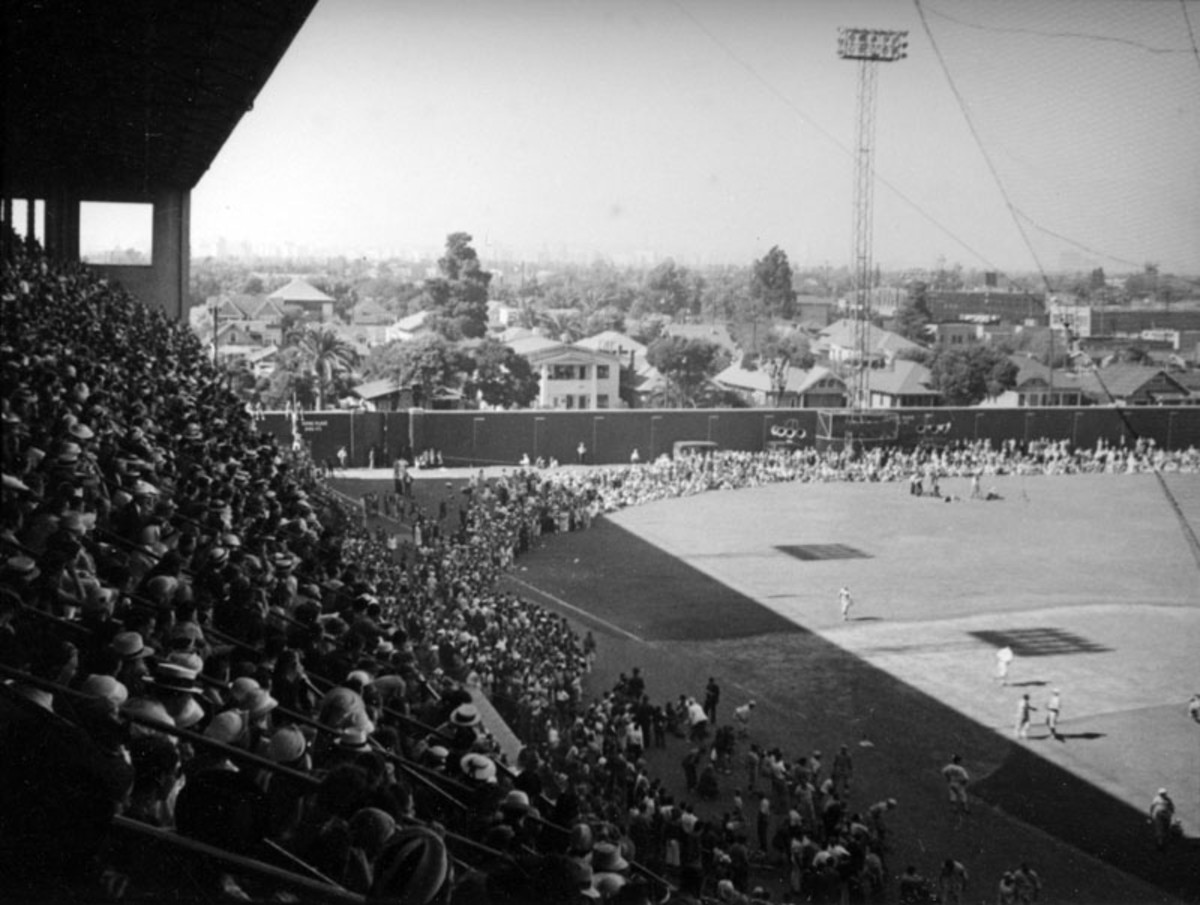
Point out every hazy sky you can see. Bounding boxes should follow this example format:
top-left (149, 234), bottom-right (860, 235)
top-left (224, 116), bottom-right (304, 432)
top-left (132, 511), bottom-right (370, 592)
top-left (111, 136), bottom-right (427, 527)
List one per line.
top-left (189, 0), bottom-right (1200, 273)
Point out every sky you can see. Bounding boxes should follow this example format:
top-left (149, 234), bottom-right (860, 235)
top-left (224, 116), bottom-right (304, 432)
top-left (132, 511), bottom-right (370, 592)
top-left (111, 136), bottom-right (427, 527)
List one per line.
top-left (186, 0), bottom-right (1200, 274)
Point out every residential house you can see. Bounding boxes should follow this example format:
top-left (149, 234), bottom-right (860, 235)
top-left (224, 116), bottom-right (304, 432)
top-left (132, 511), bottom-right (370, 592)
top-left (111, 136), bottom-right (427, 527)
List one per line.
top-left (268, 277), bottom-right (334, 322)
top-left (816, 319), bottom-right (922, 369)
top-left (1077, 365), bottom-right (1191, 405)
top-left (508, 337), bottom-right (622, 410)
top-left (865, 359), bottom-right (941, 408)
top-left (713, 363), bottom-right (848, 408)
top-left (349, 298), bottom-right (394, 326)
top-left (976, 355), bottom-right (1085, 408)
top-left (352, 378), bottom-right (464, 411)
top-left (385, 310), bottom-right (436, 344)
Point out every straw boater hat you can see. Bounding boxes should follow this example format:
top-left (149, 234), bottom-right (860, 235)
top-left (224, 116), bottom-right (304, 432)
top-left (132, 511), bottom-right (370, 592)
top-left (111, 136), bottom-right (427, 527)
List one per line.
top-left (460, 752), bottom-right (497, 784)
top-left (146, 662), bottom-right (204, 695)
top-left (450, 703), bottom-right (481, 728)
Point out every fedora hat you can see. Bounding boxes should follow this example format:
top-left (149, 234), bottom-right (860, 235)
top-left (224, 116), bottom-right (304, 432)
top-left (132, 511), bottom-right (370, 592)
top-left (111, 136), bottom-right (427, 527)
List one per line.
top-left (81, 674), bottom-right (129, 708)
top-left (110, 631), bottom-right (154, 660)
top-left (371, 827), bottom-right (450, 904)
top-left (592, 842), bottom-right (629, 873)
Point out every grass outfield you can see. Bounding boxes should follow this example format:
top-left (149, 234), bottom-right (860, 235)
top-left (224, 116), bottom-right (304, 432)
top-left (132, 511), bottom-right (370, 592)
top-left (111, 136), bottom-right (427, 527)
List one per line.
top-left (335, 470), bottom-right (1200, 903)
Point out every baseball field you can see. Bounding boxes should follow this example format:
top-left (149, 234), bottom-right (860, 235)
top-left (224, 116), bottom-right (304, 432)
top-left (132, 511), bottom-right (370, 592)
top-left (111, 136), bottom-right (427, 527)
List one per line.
top-left (343, 467), bottom-right (1200, 903)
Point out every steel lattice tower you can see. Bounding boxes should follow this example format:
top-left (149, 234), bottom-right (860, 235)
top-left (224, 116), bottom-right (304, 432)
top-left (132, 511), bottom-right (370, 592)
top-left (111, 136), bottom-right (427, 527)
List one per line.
top-left (838, 28), bottom-right (907, 410)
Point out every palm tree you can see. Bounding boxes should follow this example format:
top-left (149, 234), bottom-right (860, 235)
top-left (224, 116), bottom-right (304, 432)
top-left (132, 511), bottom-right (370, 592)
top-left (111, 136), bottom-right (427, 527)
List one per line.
top-left (537, 309), bottom-right (584, 343)
top-left (295, 326), bottom-right (359, 410)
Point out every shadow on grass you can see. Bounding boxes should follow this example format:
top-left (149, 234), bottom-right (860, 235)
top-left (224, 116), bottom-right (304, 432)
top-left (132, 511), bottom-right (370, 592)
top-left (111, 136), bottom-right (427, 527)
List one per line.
top-left (972, 743), bottom-right (1200, 901)
top-left (516, 515), bottom-right (1200, 903)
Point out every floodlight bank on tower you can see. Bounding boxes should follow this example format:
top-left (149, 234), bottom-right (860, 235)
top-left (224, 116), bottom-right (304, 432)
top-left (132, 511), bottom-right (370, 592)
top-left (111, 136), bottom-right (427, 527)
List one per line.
top-left (837, 27), bottom-right (907, 411)
top-left (816, 27), bottom-right (906, 453)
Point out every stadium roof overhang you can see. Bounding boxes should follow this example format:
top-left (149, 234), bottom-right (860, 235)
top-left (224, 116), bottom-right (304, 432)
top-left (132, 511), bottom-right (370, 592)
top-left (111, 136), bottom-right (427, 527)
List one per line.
top-left (3, 0), bottom-right (318, 199)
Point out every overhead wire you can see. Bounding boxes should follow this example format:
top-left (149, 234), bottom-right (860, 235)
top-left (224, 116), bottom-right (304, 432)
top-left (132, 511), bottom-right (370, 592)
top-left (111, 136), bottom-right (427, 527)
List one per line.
top-left (912, 0), bottom-right (1054, 293)
top-left (668, 0), bottom-right (1197, 282)
top-left (923, 2), bottom-right (1194, 55)
top-left (1182, 0), bottom-right (1200, 75)
top-left (665, 0), bottom-right (1013, 277)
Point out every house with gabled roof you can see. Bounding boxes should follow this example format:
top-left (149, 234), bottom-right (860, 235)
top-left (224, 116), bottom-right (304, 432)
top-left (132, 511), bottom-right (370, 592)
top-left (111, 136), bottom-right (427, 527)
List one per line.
top-left (385, 310), bottom-right (436, 343)
top-left (713, 363), bottom-right (848, 408)
top-left (976, 355), bottom-right (1085, 408)
top-left (508, 339), bottom-right (621, 409)
top-left (350, 297), bottom-right (394, 326)
top-left (268, 277), bottom-right (334, 322)
top-left (1077, 365), bottom-right (1191, 405)
top-left (816, 318), bottom-right (922, 368)
top-left (865, 358), bottom-right (941, 408)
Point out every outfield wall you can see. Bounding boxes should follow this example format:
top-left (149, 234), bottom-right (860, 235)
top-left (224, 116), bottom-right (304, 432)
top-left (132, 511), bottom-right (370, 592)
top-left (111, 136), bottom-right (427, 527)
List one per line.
top-left (258, 406), bottom-right (1200, 469)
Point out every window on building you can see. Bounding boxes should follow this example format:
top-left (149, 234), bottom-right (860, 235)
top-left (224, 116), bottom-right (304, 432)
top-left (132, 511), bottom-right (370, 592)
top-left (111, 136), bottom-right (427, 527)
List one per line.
top-left (578, 395), bottom-right (590, 409)
top-left (597, 365), bottom-right (610, 379)
top-left (551, 365), bottom-right (574, 380)
top-left (597, 394), bottom-right (609, 409)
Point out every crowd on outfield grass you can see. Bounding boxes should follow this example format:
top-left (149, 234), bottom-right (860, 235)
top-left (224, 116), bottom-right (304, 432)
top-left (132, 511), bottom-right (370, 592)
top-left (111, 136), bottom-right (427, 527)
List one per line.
top-left (0, 235), bottom-right (1189, 904)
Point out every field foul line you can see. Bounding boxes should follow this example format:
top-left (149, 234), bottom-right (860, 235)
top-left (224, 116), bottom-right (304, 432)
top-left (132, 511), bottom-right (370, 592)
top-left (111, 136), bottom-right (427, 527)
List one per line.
top-left (503, 574), bottom-right (648, 644)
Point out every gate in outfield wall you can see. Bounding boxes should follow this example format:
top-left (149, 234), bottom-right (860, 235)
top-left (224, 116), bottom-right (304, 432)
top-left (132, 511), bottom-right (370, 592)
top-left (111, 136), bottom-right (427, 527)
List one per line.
top-left (256, 406), bottom-right (1200, 468)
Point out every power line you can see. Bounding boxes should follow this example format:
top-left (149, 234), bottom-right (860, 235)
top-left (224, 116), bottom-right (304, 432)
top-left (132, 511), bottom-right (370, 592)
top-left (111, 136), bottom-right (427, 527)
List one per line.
top-left (665, 0), bottom-right (1013, 275)
top-left (924, 1), bottom-right (1194, 55)
top-left (912, 0), bottom-right (1054, 293)
top-left (1182, 0), bottom-right (1200, 75)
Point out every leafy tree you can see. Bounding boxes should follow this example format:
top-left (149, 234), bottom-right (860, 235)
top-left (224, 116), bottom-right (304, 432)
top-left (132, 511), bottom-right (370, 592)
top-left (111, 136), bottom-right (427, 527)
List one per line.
top-left (295, 327), bottom-right (360, 409)
top-left (928, 345), bottom-right (1017, 405)
top-left (581, 306), bottom-right (626, 337)
top-left (362, 335), bottom-right (470, 408)
top-left (894, 280), bottom-right (932, 342)
top-left (644, 259), bottom-right (703, 317)
top-left (243, 275), bottom-right (265, 295)
top-left (423, 232), bottom-right (492, 338)
top-left (627, 314), bottom-right (669, 346)
top-left (701, 267), bottom-right (751, 324)
top-left (465, 338), bottom-right (540, 409)
top-left (753, 331), bottom-right (814, 402)
top-left (264, 346), bottom-right (316, 410)
top-left (750, 246), bottom-right (797, 320)
top-left (646, 336), bottom-right (731, 407)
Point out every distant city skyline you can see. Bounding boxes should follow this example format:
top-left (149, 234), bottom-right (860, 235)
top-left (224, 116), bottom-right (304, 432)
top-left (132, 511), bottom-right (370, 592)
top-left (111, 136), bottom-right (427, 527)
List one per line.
top-left (178, 1), bottom-right (1197, 275)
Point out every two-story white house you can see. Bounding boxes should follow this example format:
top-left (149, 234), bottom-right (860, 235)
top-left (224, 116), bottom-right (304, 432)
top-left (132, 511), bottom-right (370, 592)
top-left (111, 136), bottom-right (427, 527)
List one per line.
top-left (508, 336), bottom-right (622, 409)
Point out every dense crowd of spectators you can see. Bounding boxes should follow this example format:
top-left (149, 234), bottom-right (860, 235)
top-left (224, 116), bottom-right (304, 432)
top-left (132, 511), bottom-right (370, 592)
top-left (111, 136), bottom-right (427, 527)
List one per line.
top-left (2, 235), bottom-right (1192, 904)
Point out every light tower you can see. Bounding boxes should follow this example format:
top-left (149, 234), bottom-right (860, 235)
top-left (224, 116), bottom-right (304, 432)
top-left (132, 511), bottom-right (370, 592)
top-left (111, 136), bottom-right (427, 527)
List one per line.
top-left (837, 27), bottom-right (907, 410)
